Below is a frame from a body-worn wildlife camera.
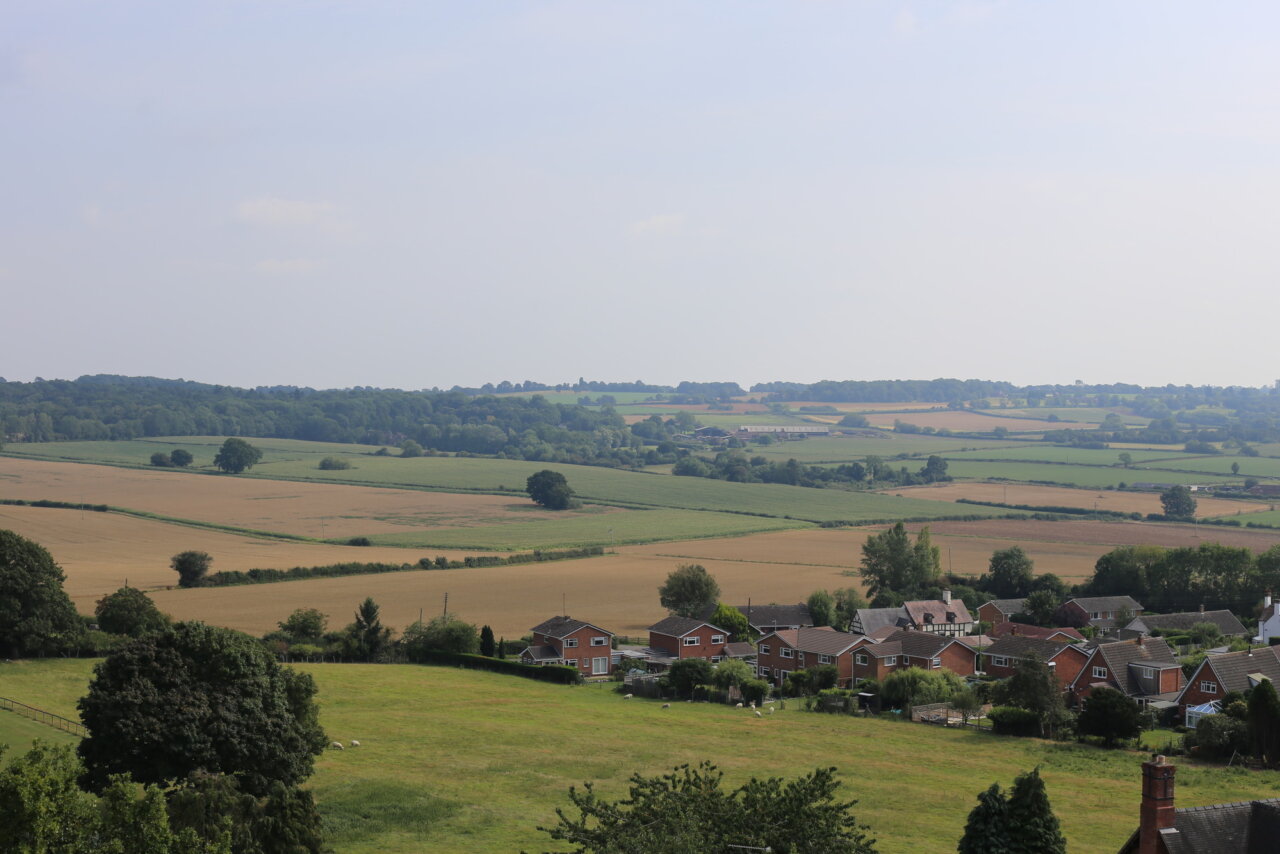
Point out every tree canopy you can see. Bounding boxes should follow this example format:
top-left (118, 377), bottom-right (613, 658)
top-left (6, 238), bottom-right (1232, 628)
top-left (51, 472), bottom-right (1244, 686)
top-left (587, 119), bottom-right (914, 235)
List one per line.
top-left (659, 564), bottom-right (721, 618)
top-left (984, 547), bottom-right (1034, 599)
top-left (212, 438), bottom-right (262, 474)
top-left (402, 613), bottom-right (479, 658)
top-left (95, 586), bottom-right (170, 637)
top-left (859, 522), bottom-right (940, 600)
top-left (77, 621), bottom-right (328, 796)
top-left (171, 550), bottom-right (212, 588)
top-left (957, 768), bottom-right (1065, 854)
top-left (1078, 686), bottom-right (1141, 748)
top-left (1160, 484), bottom-right (1197, 520)
top-left (526, 469), bottom-right (577, 510)
top-left (539, 761), bottom-right (879, 854)
top-left (0, 529), bottom-right (84, 658)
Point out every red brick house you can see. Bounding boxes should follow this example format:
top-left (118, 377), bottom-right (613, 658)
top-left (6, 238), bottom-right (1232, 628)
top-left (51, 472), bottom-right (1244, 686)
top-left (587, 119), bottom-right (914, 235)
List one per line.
top-left (848, 629), bottom-right (977, 684)
top-left (990, 622), bottom-right (1086, 643)
top-left (1056, 596), bottom-right (1144, 634)
top-left (1117, 755), bottom-right (1280, 853)
top-left (648, 616), bottom-right (729, 661)
top-left (755, 627), bottom-right (861, 687)
top-left (1174, 646), bottom-right (1280, 716)
top-left (519, 616), bottom-right (615, 677)
top-left (1067, 637), bottom-right (1183, 707)
top-left (982, 634), bottom-right (1090, 690)
top-left (978, 598), bottom-right (1027, 627)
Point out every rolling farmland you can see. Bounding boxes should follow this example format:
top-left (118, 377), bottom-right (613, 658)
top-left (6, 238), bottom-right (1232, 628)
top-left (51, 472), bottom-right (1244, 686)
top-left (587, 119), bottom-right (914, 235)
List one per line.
top-left (882, 482), bottom-right (1271, 519)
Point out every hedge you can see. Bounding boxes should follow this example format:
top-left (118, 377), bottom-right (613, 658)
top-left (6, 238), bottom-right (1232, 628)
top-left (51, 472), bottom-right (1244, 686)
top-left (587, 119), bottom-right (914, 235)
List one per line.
top-left (0, 498), bottom-right (110, 512)
top-left (987, 706), bottom-right (1040, 737)
top-left (410, 650), bottom-right (581, 684)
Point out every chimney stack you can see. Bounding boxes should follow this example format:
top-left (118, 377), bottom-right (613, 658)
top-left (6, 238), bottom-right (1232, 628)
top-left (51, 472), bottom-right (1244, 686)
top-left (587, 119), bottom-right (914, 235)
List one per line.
top-left (942, 588), bottom-right (952, 604)
top-left (1199, 603), bottom-right (1205, 614)
top-left (1139, 756), bottom-right (1176, 854)
top-left (1267, 592), bottom-right (1274, 610)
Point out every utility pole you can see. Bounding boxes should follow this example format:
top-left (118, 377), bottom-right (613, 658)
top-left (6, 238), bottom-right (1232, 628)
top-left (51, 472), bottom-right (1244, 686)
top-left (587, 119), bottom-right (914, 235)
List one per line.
top-left (443, 592), bottom-right (448, 618)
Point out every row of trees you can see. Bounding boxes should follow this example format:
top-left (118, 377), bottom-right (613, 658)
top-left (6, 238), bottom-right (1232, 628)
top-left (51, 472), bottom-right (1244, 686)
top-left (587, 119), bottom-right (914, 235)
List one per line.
top-left (1081, 541), bottom-right (1280, 614)
top-left (672, 451), bottom-right (950, 489)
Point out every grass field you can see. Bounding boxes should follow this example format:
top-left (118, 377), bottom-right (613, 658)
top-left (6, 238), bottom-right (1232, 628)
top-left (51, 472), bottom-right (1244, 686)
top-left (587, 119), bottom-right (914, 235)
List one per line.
top-left (1137, 454), bottom-right (1280, 479)
top-left (1207, 509), bottom-right (1280, 526)
top-left (2, 437), bottom-right (389, 468)
top-left (743, 434), bottom-right (1021, 461)
top-left (2, 660), bottom-right (1276, 854)
top-left (996, 407), bottom-right (1150, 425)
top-left (863, 410), bottom-right (1080, 433)
top-left (884, 482), bottom-right (1271, 519)
top-left (0, 709), bottom-right (79, 752)
top-left (942, 459), bottom-right (1236, 488)
top-left (941, 446), bottom-right (1179, 465)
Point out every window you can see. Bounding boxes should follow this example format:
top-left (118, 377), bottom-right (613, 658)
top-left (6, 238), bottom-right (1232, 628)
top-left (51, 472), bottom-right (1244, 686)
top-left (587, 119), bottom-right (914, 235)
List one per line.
top-left (855, 653), bottom-right (868, 665)
top-left (1092, 612), bottom-right (1101, 620)
top-left (931, 658), bottom-right (942, 669)
top-left (711, 634), bottom-right (725, 644)
top-left (758, 666), bottom-right (771, 677)
top-left (781, 647), bottom-right (794, 659)
top-left (711, 656), bottom-right (722, 663)
top-left (565, 638), bottom-right (579, 648)
top-left (590, 636), bottom-right (608, 647)
top-left (819, 654), bottom-right (833, 665)
top-left (1200, 681), bottom-right (1218, 694)
top-left (1136, 665), bottom-right (1153, 678)
top-left (1093, 666), bottom-right (1108, 679)
top-left (992, 656), bottom-right (1009, 667)
top-left (759, 644), bottom-right (771, 655)
top-left (565, 659), bottom-right (578, 667)
top-left (683, 636), bottom-right (699, 647)
top-left (885, 656), bottom-right (897, 666)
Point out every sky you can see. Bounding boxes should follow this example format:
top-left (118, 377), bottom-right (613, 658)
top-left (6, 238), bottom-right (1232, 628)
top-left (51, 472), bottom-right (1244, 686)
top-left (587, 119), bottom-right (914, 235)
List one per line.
top-left (3, 1), bottom-right (1279, 391)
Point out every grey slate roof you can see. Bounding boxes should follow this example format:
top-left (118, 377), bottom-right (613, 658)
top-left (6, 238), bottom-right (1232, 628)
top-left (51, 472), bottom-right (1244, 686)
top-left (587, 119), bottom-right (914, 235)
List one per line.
top-left (1197, 646), bottom-right (1280, 696)
top-left (1068, 595), bottom-right (1145, 613)
top-left (699, 603), bottom-right (812, 630)
top-left (880, 629), bottom-right (962, 659)
top-left (984, 635), bottom-right (1075, 661)
top-left (723, 642), bottom-right (756, 658)
top-left (850, 607), bottom-right (911, 635)
top-left (766, 627), bottom-right (863, 657)
top-left (521, 644), bottom-right (561, 662)
top-left (649, 615), bottom-right (721, 637)
top-left (530, 616), bottom-right (612, 638)
top-left (1160, 799), bottom-right (1280, 854)
top-left (1091, 638), bottom-right (1178, 696)
top-left (982, 598), bottom-right (1028, 615)
top-left (1125, 611), bottom-right (1248, 637)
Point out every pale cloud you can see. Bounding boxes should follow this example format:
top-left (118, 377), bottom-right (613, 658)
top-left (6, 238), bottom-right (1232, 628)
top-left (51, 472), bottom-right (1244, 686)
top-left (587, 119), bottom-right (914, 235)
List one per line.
top-left (236, 196), bottom-right (339, 229)
top-left (253, 257), bottom-right (325, 276)
top-left (893, 9), bottom-right (919, 36)
top-left (629, 213), bottom-right (686, 236)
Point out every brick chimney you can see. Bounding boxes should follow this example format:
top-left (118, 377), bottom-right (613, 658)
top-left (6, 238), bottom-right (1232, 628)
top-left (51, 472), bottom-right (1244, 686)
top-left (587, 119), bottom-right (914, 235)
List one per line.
top-left (1010, 623), bottom-right (1019, 636)
top-left (1139, 755), bottom-right (1176, 854)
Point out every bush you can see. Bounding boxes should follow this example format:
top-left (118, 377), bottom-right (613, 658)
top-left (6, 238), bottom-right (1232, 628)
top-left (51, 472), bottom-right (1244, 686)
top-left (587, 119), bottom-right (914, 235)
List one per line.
top-left (668, 659), bottom-right (714, 698)
top-left (346, 537), bottom-right (372, 547)
top-left (150, 451), bottom-right (172, 467)
top-left (988, 706), bottom-right (1041, 737)
top-left (740, 678), bottom-right (770, 706)
top-left (1193, 713), bottom-right (1250, 759)
top-left (318, 456), bottom-right (351, 470)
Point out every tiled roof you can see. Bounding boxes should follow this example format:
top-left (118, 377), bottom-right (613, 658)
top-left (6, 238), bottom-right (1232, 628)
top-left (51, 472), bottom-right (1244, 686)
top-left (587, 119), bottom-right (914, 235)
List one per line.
top-left (521, 644), bottom-right (561, 662)
top-left (1200, 647), bottom-right (1280, 696)
top-left (723, 642), bottom-right (756, 658)
top-left (903, 599), bottom-right (973, 628)
top-left (984, 635), bottom-right (1074, 661)
top-left (1067, 595), bottom-right (1144, 613)
top-left (699, 603), bottom-right (812, 629)
top-left (880, 629), bottom-right (960, 659)
top-left (1160, 799), bottom-right (1280, 854)
top-left (982, 598), bottom-right (1028, 615)
top-left (649, 615), bottom-right (721, 637)
top-left (1126, 610), bottom-right (1248, 637)
top-left (954, 635), bottom-right (994, 651)
top-left (1093, 638), bottom-right (1178, 696)
top-left (867, 625), bottom-right (901, 640)
top-left (851, 608), bottom-right (911, 635)
top-left (864, 641), bottom-right (902, 658)
top-left (530, 616), bottom-right (611, 638)
top-left (765, 627), bottom-right (863, 657)
top-left (991, 622), bottom-right (1085, 642)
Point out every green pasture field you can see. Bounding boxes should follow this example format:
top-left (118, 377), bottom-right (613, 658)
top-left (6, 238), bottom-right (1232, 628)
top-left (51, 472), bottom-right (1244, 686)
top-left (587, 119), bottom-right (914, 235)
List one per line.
top-left (4, 660), bottom-right (1274, 854)
top-left (694, 413), bottom-right (815, 428)
top-left (744, 434), bottom-right (1021, 462)
top-left (1250, 443), bottom-right (1280, 457)
top-left (997, 407), bottom-right (1150, 425)
top-left (0, 710), bottom-right (78, 752)
top-left (1207, 509), bottom-right (1280, 526)
top-left (941, 446), bottom-right (1179, 466)
top-left (363, 508), bottom-right (808, 550)
top-left (942, 459), bottom-right (1237, 488)
top-left (1138, 454), bottom-right (1280, 480)
top-left (3, 437), bottom-right (388, 468)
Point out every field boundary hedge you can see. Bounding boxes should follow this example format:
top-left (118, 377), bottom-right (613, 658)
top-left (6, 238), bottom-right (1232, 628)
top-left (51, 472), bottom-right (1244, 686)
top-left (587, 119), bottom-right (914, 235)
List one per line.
top-left (954, 498), bottom-right (1138, 520)
top-left (408, 651), bottom-right (581, 684)
top-left (201, 546), bottom-right (606, 587)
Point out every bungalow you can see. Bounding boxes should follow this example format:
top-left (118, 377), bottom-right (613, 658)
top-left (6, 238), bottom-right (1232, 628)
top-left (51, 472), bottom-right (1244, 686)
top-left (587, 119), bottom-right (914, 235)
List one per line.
top-left (1057, 596), bottom-right (1145, 633)
top-left (1174, 646), bottom-right (1280, 716)
top-left (1067, 637), bottom-right (1183, 707)
top-left (698, 603), bottom-right (813, 635)
top-left (648, 616), bottom-right (729, 662)
top-left (1255, 593), bottom-right (1280, 644)
top-left (977, 598), bottom-right (1028, 627)
top-left (519, 616), bottom-right (615, 677)
top-left (1118, 755), bottom-right (1280, 853)
top-left (755, 627), bottom-right (862, 687)
top-left (982, 634), bottom-right (1090, 690)
top-left (990, 622), bottom-right (1086, 643)
top-left (1120, 609), bottom-right (1248, 641)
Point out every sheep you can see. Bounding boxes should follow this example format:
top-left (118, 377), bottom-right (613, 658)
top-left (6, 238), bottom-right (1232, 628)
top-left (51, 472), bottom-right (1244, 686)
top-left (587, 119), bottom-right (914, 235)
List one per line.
top-left (623, 693), bottom-right (633, 699)
top-left (754, 710), bottom-right (762, 718)
top-left (767, 707), bottom-right (774, 715)
top-left (330, 741), bottom-right (344, 750)
top-left (350, 740), bottom-right (360, 747)
top-left (749, 702), bottom-right (756, 709)
top-left (661, 703), bottom-right (671, 709)
top-left (735, 702), bottom-right (743, 708)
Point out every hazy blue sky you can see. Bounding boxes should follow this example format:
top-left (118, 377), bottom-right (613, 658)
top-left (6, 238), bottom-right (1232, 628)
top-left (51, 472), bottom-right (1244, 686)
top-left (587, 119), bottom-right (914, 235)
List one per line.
top-left (4, 2), bottom-right (1278, 390)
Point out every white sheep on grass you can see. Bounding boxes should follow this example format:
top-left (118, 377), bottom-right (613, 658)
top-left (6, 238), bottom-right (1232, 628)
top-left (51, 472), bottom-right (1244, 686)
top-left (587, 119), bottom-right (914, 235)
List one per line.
top-left (623, 694), bottom-right (633, 699)
top-left (661, 703), bottom-right (671, 709)
top-left (330, 741), bottom-right (344, 751)
top-left (350, 740), bottom-right (360, 747)
top-left (754, 710), bottom-right (762, 718)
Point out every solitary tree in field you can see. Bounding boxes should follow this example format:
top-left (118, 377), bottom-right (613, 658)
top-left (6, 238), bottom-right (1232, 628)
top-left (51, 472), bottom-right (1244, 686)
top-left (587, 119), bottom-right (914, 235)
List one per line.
top-left (1160, 485), bottom-right (1197, 519)
top-left (170, 550), bottom-right (212, 588)
top-left (659, 564), bottom-right (721, 618)
top-left (526, 469), bottom-right (577, 510)
top-left (169, 448), bottom-right (194, 467)
top-left (212, 438), bottom-right (262, 474)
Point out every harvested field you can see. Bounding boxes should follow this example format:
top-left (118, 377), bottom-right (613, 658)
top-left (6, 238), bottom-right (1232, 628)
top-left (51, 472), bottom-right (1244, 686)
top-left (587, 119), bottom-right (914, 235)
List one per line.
top-left (942, 459), bottom-right (1235, 488)
top-left (147, 550), bottom-right (858, 639)
top-left (779, 401), bottom-right (950, 412)
top-left (0, 504), bottom-right (494, 614)
top-left (0, 458), bottom-right (618, 539)
top-left (894, 518), bottom-right (1280, 554)
top-left (863, 411), bottom-right (1081, 432)
top-left (882, 482), bottom-right (1270, 519)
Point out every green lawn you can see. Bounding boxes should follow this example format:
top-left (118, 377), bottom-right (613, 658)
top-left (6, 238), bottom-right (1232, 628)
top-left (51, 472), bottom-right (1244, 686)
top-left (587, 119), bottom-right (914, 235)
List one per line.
top-left (3, 660), bottom-right (1276, 854)
top-left (1139, 454), bottom-right (1280, 480)
top-left (0, 710), bottom-right (78, 752)
top-left (3, 437), bottom-right (388, 468)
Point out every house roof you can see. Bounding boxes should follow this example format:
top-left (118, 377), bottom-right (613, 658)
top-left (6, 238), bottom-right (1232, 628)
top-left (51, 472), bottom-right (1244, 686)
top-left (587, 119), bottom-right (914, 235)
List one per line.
top-left (863, 641), bottom-right (902, 659)
top-left (521, 644), bottom-right (562, 662)
top-left (991, 622), bottom-right (1086, 642)
top-left (880, 629), bottom-right (968, 659)
top-left (648, 615), bottom-right (722, 637)
top-left (1088, 638), bottom-right (1178, 696)
top-left (1157, 799), bottom-right (1280, 854)
top-left (723, 642), bottom-right (756, 658)
top-left (530, 616), bottom-right (612, 639)
top-left (984, 635), bottom-right (1077, 661)
top-left (1067, 595), bottom-right (1144, 613)
top-left (866, 625), bottom-right (902, 640)
top-left (764, 627), bottom-right (863, 657)
top-left (851, 608), bottom-right (911, 634)
top-left (1126, 611), bottom-right (1248, 637)
top-left (903, 598), bottom-right (973, 627)
top-left (699, 603), bottom-right (812, 630)
top-left (1193, 647), bottom-right (1280, 698)
top-left (982, 598), bottom-right (1028, 615)
top-left (954, 634), bottom-right (994, 651)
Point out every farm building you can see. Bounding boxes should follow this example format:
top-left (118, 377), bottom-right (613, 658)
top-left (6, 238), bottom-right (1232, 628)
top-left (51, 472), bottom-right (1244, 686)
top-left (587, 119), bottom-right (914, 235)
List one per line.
top-left (736, 425), bottom-right (830, 438)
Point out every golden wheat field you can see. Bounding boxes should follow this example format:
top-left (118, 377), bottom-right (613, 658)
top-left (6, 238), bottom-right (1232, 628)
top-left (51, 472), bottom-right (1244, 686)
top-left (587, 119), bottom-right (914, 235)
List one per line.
top-left (884, 481), bottom-right (1264, 519)
top-left (0, 457), bottom-right (619, 538)
top-left (0, 504), bottom-right (492, 613)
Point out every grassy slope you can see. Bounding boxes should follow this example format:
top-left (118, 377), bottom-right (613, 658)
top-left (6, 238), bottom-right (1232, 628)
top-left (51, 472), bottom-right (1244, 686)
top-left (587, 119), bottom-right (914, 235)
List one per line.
top-left (4, 660), bottom-right (1277, 854)
top-left (943, 460), bottom-right (1235, 488)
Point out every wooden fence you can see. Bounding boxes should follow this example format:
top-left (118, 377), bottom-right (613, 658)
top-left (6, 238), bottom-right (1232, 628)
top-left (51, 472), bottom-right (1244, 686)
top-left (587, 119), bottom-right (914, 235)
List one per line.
top-left (0, 696), bottom-right (87, 738)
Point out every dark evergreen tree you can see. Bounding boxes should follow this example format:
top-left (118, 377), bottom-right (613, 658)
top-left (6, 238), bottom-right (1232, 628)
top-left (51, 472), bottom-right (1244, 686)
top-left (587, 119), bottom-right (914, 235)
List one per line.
top-left (1247, 677), bottom-right (1280, 767)
top-left (345, 597), bottom-right (392, 661)
top-left (479, 624), bottom-right (496, 657)
top-left (1006, 768), bottom-right (1066, 854)
top-left (957, 783), bottom-right (1011, 854)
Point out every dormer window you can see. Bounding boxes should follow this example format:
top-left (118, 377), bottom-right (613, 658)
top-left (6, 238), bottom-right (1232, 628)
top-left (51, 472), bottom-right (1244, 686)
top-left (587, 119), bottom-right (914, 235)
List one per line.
top-left (946, 612), bottom-right (957, 622)
top-left (924, 613), bottom-right (934, 624)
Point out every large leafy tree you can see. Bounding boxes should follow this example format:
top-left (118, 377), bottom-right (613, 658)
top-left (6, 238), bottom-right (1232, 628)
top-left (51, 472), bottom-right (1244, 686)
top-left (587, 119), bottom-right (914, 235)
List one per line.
top-left (993, 653), bottom-right (1065, 739)
top-left (171, 550), bottom-right (213, 588)
top-left (807, 590), bottom-right (835, 627)
top-left (710, 603), bottom-right (750, 641)
top-left (859, 522), bottom-right (940, 600)
top-left (1160, 484), bottom-right (1197, 520)
top-left (984, 547), bottom-right (1034, 599)
top-left (95, 586), bottom-right (170, 637)
top-left (401, 613), bottom-right (478, 658)
top-left (539, 762), bottom-right (878, 854)
top-left (659, 564), bottom-right (721, 618)
top-left (212, 438), bottom-right (262, 474)
top-left (526, 469), bottom-right (577, 510)
top-left (0, 529), bottom-right (84, 658)
top-left (1078, 686), bottom-right (1141, 748)
top-left (77, 621), bottom-right (328, 797)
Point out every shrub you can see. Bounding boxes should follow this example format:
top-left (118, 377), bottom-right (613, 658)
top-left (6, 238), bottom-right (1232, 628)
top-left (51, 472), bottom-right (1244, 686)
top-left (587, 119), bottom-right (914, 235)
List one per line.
top-left (318, 456), bottom-right (351, 470)
top-left (740, 678), bottom-right (770, 706)
top-left (988, 706), bottom-right (1041, 737)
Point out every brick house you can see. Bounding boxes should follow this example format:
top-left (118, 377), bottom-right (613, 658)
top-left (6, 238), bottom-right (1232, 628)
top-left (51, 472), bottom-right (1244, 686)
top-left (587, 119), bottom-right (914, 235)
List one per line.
top-left (1120, 609), bottom-right (1248, 641)
top-left (1057, 596), bottom-right (1145, 634)
top-left (982, 633), bottom-right (1090, 690)
top-left (1174, 646), bottom-right (1280, 716)
top-left (755, 627), bottom-right (862, 687)
top-left (648, 616), bottom-right (729, 661)
top-left (1067, 637), bottom-right (1183, 707)
top-left (848, 629), bottom-right (976, 684)
top-left (978, 598), bottom-right (1027, 627)
top-left (518, 616), bottom-right (615, 677)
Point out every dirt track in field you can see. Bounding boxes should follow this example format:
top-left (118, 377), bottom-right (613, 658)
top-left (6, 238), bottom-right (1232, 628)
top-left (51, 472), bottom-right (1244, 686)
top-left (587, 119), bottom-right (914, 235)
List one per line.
top-left (884, 482), bottom-right (1266, 519)
top-left (0, 457), bottom-right (616, 538)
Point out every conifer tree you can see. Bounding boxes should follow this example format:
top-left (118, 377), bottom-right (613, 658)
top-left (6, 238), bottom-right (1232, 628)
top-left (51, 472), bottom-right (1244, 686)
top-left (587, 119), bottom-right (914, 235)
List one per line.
top-left (1247, 677), bottom-right (1280, 767)
top-left (1006, 768), bottom-right (1066, 854)
top-left (480, 624), bottom-right (496, 657)
top-left (957, 783), bottom-right (1011, 854)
